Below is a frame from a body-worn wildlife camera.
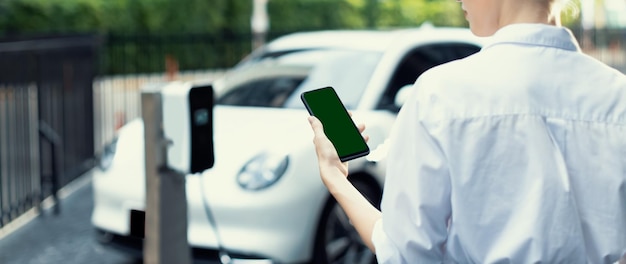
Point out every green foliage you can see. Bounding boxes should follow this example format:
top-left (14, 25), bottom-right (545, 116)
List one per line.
top-left (0, 0), bottom-right (103, 34)
top-left (268, 0), bottom-right (359, 32)
top-left (0, 0), bottom-right (468, 36)
top-left (0, 0), bottom-right (253, 35)
top-left (0, 0), bottom-right (470, 74)
top-left (377, 0), bottom-right (467, 28)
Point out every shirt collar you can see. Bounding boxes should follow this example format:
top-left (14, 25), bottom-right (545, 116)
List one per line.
top-left (483, 23), bottom-right (581, 52)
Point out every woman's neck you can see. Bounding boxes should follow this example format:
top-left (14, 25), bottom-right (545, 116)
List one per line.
top-left (497, 0), bottom-right (561, 28)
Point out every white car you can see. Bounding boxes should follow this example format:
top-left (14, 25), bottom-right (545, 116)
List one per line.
top-left (92, 25), bottom-right (483, 263)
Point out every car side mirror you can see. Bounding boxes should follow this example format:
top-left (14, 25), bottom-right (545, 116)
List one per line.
top-left (394, 84), bottom-right (414, 109)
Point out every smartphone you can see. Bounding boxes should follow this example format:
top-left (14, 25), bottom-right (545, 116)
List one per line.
top-left (301, 86), bottom-right (370, 162)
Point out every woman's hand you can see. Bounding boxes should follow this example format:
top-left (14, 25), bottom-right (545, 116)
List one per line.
top-left (307, 115), bottom-right (368, 187)
top-left (307, 114), bottom-right (380, 254)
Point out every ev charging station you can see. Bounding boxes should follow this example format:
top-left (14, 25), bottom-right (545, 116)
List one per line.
top-left (141, 81), bottom-right (214, 264)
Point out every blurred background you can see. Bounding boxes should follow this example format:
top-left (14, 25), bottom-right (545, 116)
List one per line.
top-left (0, 0), bottom-right (624, 263)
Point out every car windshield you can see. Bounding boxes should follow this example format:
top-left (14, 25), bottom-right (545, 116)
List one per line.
top-left (216, 48), bottom-right (382, 110)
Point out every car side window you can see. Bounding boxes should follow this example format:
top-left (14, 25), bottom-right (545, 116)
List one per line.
top-left (217, 77), bottom-right (305, 108)
top-left (378, 43), bottom-right (481, 112)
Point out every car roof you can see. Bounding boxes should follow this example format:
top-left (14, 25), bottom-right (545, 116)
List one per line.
top-left (216, 25), bottom-right (485, 97)
top-left (261, 24), bottom-right (483, 53)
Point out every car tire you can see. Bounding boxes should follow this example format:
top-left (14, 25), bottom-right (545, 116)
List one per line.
top-left (312, 179), bottom-right (381, 264)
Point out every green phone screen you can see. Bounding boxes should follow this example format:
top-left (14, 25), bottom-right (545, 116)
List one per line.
top-left (301, 87), bottom-right (370, 162)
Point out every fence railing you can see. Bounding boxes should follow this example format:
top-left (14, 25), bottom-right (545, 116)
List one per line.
top-left (0, 31), bottom-right (240, 229)
top-left (0, 34), bottom-right (99, 227)
top-left (100, 32), bottom-right (252, 75)
top-left (0, 84), bottom-right (40, 225)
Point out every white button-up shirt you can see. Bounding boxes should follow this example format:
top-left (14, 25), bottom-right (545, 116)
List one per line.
top-left (372, 24), bottom-right (626, 263)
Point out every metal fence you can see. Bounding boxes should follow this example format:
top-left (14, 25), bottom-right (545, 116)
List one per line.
top-left (0, 31), bottom-right (241, 229)
top-left (100, 32), bottom-right (253, 75)
top-left (0, 34), bottom-right (99, 227)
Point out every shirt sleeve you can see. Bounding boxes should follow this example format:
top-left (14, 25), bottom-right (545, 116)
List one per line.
top-left (372, 77), bottom-right (452, 263)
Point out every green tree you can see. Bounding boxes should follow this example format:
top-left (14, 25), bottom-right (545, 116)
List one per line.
top-left (268, 0), bottom-right (467, 34)
top-left (0, 0), bottom-right (104, 34)
top-left (99, 0), bottom-right (251, 34)
top-left (0, 0), bottom-right (480, 74)
top-left (268, 0), bottom-right (361, 33)
top-left (376, 0), bottom-right (466, 28)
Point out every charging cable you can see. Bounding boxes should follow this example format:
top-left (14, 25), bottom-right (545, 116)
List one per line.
top-left (197, 173), bottom-right (232, 264)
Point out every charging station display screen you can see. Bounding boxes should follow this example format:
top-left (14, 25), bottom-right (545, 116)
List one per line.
top-left (188, 86), bottom-right (215, 173)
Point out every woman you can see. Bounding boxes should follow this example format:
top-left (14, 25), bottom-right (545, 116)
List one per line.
top-left (308, 0), bottom-right (626, 263)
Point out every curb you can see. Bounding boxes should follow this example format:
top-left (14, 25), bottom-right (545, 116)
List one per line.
top-left (0, 169), bottom-right (95, 241)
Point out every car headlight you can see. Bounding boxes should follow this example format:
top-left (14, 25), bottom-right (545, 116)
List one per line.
top-left (237, 152), bottom-right (289, 191)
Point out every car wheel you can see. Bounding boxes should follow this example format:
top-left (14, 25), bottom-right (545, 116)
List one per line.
top-left (312, 179), bottom-right (381, 264)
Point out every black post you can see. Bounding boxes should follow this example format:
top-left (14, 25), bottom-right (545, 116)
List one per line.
top-left (38, 120), bottom-right (62, 215)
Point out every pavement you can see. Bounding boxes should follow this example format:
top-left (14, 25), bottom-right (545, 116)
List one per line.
top-left (0, 170), bottom-right (141, 264)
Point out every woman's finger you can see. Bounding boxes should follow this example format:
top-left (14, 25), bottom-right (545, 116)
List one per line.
top-left (308, 116), bottom-right (324, 135)
top-left (357, 123), bottom-right (365, 133)
top-left (308, 116), bottom-right (334, 150)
